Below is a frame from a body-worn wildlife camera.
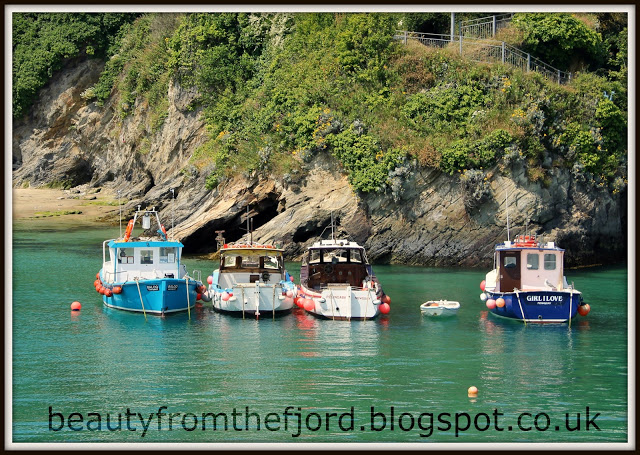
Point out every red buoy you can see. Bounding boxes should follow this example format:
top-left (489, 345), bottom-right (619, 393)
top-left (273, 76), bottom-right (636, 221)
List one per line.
top-left (94, 279), bottom-right (100, 288)
top-left (71, 301), bottom-right (82, 311)
top-left (480, 280), bottom-right (486, 291)
top-left (197, 293), bottom-right (202, 301)
top-left (486, 299), bottom-right (497, 309)
top-left (303, 299), bottom-right (315, 311)
top-left (382, 295), bottom-right (391, 305)
top-left (104, 289), bottom-right (113, 297)
top-left (96, 272), bottom-right (100, 279)
top-left (113, 286), bottom-right (122, 294)
top-left (577, 304), bottom-right (591, 316)
top-left (207, 276), bottom-right (214, 285)
top-left (379, 302), bottom-right (391, 314)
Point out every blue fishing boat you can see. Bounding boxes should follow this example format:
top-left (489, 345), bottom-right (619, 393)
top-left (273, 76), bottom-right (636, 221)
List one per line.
top-left (480, 234), bottom-right (590, 323)
top-left (95, 206), bottom-right (203, 316)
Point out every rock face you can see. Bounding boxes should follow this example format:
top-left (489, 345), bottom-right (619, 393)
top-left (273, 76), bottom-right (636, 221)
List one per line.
top-left (12, 59), bottom-right (627, 267)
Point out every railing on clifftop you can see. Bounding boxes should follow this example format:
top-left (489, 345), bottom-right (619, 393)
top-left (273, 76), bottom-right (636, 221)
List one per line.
top-left (394, 30), bottom-right (572, 85)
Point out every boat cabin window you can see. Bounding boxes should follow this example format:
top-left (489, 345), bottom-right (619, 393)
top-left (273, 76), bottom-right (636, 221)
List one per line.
top-left (262, 255), bottom-right (281, 270)
top-left (503, 256), bottom-right (517, 269)
top-left (160, 247), bottom-right (177, 263)
top-left (350, 249), bottom-right (363, 263)
top-left (221, 255), bottom-right (238, 268)
top-left (118, 248), bottom-right (135, 264)
top-left (324, 248), bottom-right (348, 264)
top-left (140, 249), bottom-right (154, 265)
top-left (526, 253), bottom-right (539, 270)
top-left (544, 254), bottom-right (557, 270)
top-left (242, 255), bottom-right (260, 268)
top-left (309, 250), bottom-right (322, 264)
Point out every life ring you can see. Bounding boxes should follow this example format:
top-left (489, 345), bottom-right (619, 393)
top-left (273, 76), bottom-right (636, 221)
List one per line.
top-left (161, 224), bottom-right (167, 235)
top-left (124, 219), bottom-right (134, 242)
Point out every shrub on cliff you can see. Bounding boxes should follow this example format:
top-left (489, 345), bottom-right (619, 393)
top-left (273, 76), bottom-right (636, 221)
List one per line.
top-left (12, 12), bottom-right (137, 118)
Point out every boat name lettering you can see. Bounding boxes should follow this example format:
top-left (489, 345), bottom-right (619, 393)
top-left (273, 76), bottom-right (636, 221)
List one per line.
top-left (167, 284), bottom-right (179, 291)
top-left (526, 295), bottom-right (563, 303)
top-left (146, 285), bottom-right (160, 291)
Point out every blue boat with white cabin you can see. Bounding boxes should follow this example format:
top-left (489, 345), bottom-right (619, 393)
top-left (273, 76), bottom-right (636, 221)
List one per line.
top-left (96, 206), bottom-right (203, 316)
top-left (480, 234), bottom-right (590, 323)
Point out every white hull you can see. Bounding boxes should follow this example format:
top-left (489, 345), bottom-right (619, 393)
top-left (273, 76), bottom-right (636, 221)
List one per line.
top-left (300, 285), bottom-right (381, 320)
top-left (420, 300), bottom-right (460, 317)
top-left (211, 283), bottom-right (295, 316)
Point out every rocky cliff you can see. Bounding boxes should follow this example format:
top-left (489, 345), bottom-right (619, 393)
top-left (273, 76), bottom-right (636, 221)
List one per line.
top-left (12, 58), bottom-right (627, 267)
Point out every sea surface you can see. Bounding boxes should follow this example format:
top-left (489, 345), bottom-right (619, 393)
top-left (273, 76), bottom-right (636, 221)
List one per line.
top-left (10, 220), bottom-right (629, 446)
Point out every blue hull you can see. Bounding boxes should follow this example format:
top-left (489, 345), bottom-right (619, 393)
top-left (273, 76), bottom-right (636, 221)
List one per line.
top-left (486, 290), bottom-right (582, 323)
top-left (102, 278), bottom-right (199, 315)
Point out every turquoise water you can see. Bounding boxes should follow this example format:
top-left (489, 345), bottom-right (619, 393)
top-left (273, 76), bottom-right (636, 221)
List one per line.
top-left (11, 221), bottom-right (629, 445)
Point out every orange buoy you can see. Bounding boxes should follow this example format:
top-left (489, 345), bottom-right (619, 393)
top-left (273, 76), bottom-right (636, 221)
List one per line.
top-left (113, 286), bottom-right (122, 294)
top-left (468, 386), bottom-right (478, 396)
top-left (104, 289), bottom-right (113, 297)
top-left (577, 304), bottom-right (591, 316)
top-left (496, 298), bottom-right (506, 308)
top-left (71, 301), bottom-right (82, 311)
top-left (486, 299), bottom-right (496, 309)
top-left (96, 272), bottom-right (100, 279)
top-left (379, 302), bottom-right (391, 314)
top-left (197, 293), bottom-right (202, 301)
top-left (480, 280), bottom-right (486, 291)
top-left (382, 294), bottom-right (391, 305)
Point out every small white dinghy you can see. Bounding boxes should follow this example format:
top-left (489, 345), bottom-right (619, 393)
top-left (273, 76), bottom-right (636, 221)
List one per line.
top-left (420, 300), bottom-right (460, 317)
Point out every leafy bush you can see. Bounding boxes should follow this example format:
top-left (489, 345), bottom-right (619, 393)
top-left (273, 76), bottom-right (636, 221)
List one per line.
top-left (512, 13), bottom-right (605, 70)
top-left (12, 12), bottom-right (137, 117)
top-left (326, 127), bottom-right (406, 193)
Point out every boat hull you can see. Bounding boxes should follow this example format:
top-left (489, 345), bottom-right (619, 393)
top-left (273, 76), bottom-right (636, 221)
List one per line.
top-left (102, 278), bottom-right (199, 315)
top-left (298, 285), bottom-right (381, 320)
top-left (209, 283), bottom-right (296, 318)
top-left (486, 290), bottom-right (581, 323)
top-left (420, 301), bottom-right (460, 317)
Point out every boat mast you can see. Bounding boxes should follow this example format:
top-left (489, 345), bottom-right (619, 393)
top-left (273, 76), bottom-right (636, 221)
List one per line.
top-left (117, 189), bottom-right (122, 239)
top-left (170, 188), bottom-right (175, 240)
top-left (330, 212), bottom-right (335, 241)
top-left (506, 191), bottom-right (510, 242)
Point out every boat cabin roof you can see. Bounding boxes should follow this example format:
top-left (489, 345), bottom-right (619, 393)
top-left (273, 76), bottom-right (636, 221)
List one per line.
top-left (309, 239), bottom-right (364, 250)
top-left (495, 236), bottom-right (564, 253)
top-left (108, 238), bottom-right (184, 249)
top-left (220, 244), bottom-right (283, 255)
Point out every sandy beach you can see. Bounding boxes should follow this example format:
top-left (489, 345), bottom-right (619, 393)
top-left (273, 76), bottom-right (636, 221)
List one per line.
top-left (12, 187), bottom-right (121, 222)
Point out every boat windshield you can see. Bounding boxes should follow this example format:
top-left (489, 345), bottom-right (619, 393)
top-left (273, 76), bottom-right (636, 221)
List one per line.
top-left (308, 247), bottom-right (363, 264)
top-left (221, 252), bottom-right (283, 271)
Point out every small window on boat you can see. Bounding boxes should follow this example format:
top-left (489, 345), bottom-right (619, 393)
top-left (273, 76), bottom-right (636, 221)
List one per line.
top-left (222, 255), bottom-right (238, 268)
top-left (241, 255), bottom-right (260, 268)
top-left (503, 256), bottom-right (517, 268)
top-left (140, 249), bottom-right (154, 265)
top-left (159, 247), bottom-right (177, 263)
top-left (325, 249), bottom-right (347, 264)
top-left (118, 248), bottom-right (135, 264)
top-left (350, 249), bottom-right (363, 263)
top-left (309, 250), bottom-right (321, 264)
top-left (544, 254), bottom-right (556, 270)
top-left (527, 253), bottom-right (539, 270)
top-left (263, 255), bottom-right (281, 270)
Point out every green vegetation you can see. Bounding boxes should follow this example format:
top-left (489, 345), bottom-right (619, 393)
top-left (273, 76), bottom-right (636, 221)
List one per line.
top-left (12, 13), bottom-right (138, 118)
top-left (13, 12), bottom-right (628, 196)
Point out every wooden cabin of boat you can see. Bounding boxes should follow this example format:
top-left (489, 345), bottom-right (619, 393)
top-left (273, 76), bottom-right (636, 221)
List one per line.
top-left (486, 235), bottom-right (568, 293)
top-left (300, 240), bottom-right (373, 291)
